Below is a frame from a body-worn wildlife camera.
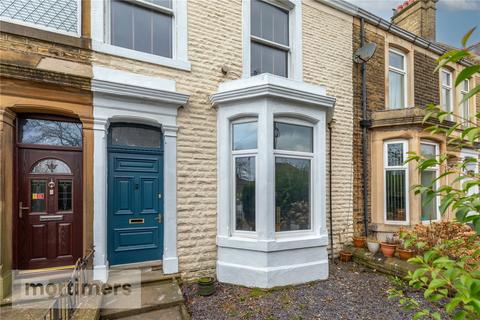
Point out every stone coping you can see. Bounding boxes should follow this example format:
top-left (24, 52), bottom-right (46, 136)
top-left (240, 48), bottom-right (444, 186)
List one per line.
top-left (343, 245), bottom-right (417, 278)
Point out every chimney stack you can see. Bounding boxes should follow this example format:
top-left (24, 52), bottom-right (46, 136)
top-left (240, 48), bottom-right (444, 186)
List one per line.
top-left (392, 0), bottom-right (438, 41)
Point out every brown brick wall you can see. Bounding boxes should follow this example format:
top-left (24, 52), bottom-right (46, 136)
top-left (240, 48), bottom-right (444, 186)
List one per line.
top-left (414, 50), bottom-right (439, 108)
top-left (352, 21), bottom-right (385, 235)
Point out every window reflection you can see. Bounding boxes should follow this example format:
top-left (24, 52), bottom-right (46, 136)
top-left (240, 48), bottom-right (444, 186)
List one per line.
top-left (235, 157), bottom-right (256, 231)
top-left (19, 119), bottom-right (82, 147)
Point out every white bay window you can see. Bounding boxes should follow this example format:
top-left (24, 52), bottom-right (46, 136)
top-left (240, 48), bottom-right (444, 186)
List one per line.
top-left (461, 79), bottom-right (470, 124)
top-left (212, 74), bottom-right (334, 288)
top-left (420, 141), bottom-right (439, 222)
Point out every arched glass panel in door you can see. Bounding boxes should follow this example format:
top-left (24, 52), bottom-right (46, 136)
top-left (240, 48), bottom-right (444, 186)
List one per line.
top-left (31, 159), bottom-right (72, 174)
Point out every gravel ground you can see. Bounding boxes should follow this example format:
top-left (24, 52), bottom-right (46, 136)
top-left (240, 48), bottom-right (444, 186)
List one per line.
top-left (182, 262), bottom-right (448, 320)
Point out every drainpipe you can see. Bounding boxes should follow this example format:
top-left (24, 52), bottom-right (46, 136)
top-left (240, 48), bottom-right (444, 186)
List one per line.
top-left (360, 17), bottom-right (370, 238)
top-left (328, 120), bottom-right (335, 263)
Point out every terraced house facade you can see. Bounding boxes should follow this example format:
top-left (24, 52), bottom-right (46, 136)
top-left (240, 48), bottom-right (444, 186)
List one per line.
top-left (0, 0), bottom-right (478, 299)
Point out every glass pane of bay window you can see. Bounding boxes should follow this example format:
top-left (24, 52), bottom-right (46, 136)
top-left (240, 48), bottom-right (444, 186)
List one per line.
top-left (275, 157), bottom-right (311, 231)
top-left (385, 170), bottom-right (407, 221)
top-left (233, 122), bottom-right (257, 150)
top-left (274, 122), bottom-right (313, 152)
top-left (388, 70), bottom-right (405, 109)
top-left (441, 87), bottom-right (451, 112)
top-left (421, 171), bottom-right (437, 221)
top-left (235, 157), bottom-right (256, 231)
top-left (420, 143), bottom-right (436, 159)
top-left (387, 143), bottom-right (404, 166)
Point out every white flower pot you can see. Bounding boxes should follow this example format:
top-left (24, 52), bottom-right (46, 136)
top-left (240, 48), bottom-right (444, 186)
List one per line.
top-left (367, 241), bottom-right (380, 254)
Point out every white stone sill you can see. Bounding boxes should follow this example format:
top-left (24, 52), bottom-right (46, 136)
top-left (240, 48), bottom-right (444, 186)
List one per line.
top-left (217, 234), bottom-right (328, 252)
top-left (92, 41), bottom-right (192, 71)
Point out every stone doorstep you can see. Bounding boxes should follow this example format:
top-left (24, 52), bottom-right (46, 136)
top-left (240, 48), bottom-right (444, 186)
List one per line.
top-left (100, 280), bottom-right (185, 319)
top-left (107, 269), bottom-right (181, 287)
top-left (343, 245), bottom-right (417, 278)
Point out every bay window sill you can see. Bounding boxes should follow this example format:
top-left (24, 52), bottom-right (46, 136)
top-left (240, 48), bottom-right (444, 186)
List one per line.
top-left (217, 234), bottom-right (328, 252)
top-left (92, 41), bottom-right (191, 71)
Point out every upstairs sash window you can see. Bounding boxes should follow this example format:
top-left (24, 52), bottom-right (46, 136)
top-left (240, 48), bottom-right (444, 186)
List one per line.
top-left (250, 0), bottom-right (289, 77)
top-left (441, 69), bottom-right (453, 116)
top-left (111, 0), bottom-right (173, 58)
top-left (388, 49), bottom-right (407, 109)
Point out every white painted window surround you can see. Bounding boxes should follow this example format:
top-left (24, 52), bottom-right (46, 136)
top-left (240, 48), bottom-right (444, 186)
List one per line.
top-left (242, 0), bottom-right (303, 80)
top-left (90, 0), bottom-right (190, 71)
top-left (211, 74), bottom-right (335, 288)
top-left (91, 66), bottom-right (189, 281)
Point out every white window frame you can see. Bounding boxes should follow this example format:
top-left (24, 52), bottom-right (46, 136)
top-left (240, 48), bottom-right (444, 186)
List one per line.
top-left (384, 140), bottom-right (409, 225)
top-left (91, 0), bottom-right (190, 70)
top-left (231, 118), bottom-right (258, 237)
top-left (0, 0), bottom-right (82, 37)
top-left (420, 141), bottom-right (440, 223)
top-left (387, 48), bottom-right (408, 110)
top-left (461, 79), bottom-right (470, 125)
top-left (273, 117), bottom-right (315, 237)
top-left (242, 0), bottom-right (303, 80)
top-left (461, 148), bottom-right (479, 217)
top-left (440, 69), bottom-right (453, 116)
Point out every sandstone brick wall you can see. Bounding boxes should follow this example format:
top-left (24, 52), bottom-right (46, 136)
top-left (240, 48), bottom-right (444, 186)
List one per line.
top-left (414, 51), bottom-right (439, 108)
top-left (94, 0), bottom-right (355, 276)
top-left (303, 0), bottom-right (354, 254)
top-left (351, 22), bottom-right (385, 235)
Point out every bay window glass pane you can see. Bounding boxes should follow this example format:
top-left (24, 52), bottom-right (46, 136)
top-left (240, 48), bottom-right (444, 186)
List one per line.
top-left (420, 143), bottom-right (436, 159)
top-left (233, 122), bottom-right (257, 150)
top-left (388, 70), bottom-right (405, 109)
top-left (111, 0), bottom-right (172, 58)
top-left (111, 126), bottom-right (162, 148)
top-left (462, 80), bottom-right (469, 92)
top-left (421, 171), bottom-right (437, 221)
top-left (251, 0), bottom-right (289, 46)
top-left (385, 170), bottom-right (407, 221)
top-left (275, 157), bottom-right (311, 231)
top-left (274, 122), bottom-right (313, 152)
top-left (389, 51), bottom-right (404, 70)
top-left (19, 119), bottom-right (82, 147)
top-left (387, 143), bottom-right (404, 166)
top-left (235, 157), bottom-right (256, 231)
top-left (251, 42), bottom-right (288, 77)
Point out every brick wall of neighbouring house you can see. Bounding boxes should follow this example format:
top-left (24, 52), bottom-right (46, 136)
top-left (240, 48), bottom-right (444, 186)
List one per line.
top-left (93, 0), bottom-right (355, 278)
top-left (351, 21), bottom-right (385, 235)
top-left (414, 51), bottom-right (440, 108)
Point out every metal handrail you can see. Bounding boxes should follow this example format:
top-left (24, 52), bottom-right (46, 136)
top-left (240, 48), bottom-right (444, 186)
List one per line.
top-left (42, 249), bottom-right (95, 320)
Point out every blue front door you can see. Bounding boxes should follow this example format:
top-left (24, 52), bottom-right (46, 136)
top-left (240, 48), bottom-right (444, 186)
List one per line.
top-left (107, 124), bottom-right (164, 266)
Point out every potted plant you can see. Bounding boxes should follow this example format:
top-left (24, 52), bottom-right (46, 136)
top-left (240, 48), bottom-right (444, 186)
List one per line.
top-left (197, 277), bottom-right (216, 296)
top-left (380, 235), bottom-right (398, 258)
top-left (339, 250), bottom-right (352, 262)
top-left (397, 230), bottom-right (416, 261)
top-left (366, 235), bottom-right (380, 254)
top-left (352, 233), bottom-right (366, 248)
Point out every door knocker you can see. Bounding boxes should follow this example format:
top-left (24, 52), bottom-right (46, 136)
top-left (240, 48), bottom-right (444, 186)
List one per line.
top-left (48, 179), bottom-right (55, 195)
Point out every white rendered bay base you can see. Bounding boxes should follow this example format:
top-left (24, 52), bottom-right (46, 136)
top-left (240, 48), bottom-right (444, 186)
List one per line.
top-left (211, 74), bottom-right (335, 288)
top-left (217, 236), bottom-right (329, 288)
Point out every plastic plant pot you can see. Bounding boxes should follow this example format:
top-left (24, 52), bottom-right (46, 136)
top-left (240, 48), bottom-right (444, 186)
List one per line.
top-left (197, 277), bottom-right (216, 296)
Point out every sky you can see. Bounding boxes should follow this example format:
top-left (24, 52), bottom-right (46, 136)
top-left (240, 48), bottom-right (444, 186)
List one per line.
top-left (344, 0), bottom-right (480, 47)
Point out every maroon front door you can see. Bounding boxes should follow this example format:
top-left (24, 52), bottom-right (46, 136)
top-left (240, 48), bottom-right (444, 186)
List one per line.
top-left (16, 116), bottom-right (83, 270)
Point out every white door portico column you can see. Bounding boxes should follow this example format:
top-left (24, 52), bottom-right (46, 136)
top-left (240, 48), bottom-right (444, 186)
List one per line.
top-left (93, 117), bottom-right (109, 282)
top-left (162, 125), bottom-right (179, 273)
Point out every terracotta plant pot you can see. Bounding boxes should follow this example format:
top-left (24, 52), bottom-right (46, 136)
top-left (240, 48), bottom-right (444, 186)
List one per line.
top-left (380, 243), bottom-right (396, 258)
top-left (352, 237), bottom-right (366, 248)
top-left (197, 277), bottom-right (216, 296)
top-left (367, 241), bottom-right (380, 254)
top-left (397, 248), bottom-right (415, 261)
top-left (339, 251), bottom-right (352, 262)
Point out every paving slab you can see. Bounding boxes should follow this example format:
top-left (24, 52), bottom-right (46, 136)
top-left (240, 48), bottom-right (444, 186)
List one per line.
top-left (119, 306), bottom-right (183, 320)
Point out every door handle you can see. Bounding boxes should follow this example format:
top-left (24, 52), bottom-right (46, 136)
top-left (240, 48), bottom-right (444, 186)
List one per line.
top-left (155, 213), bottom-right (163, 224)
top-left (19, 201), bottom-right (29, 219)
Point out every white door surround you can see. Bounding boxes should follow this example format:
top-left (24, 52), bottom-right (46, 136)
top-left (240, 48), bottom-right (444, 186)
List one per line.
top-left (211, 74), bottom-right (335, 288)
top-left (92, 66), bottom-right (189, 281)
